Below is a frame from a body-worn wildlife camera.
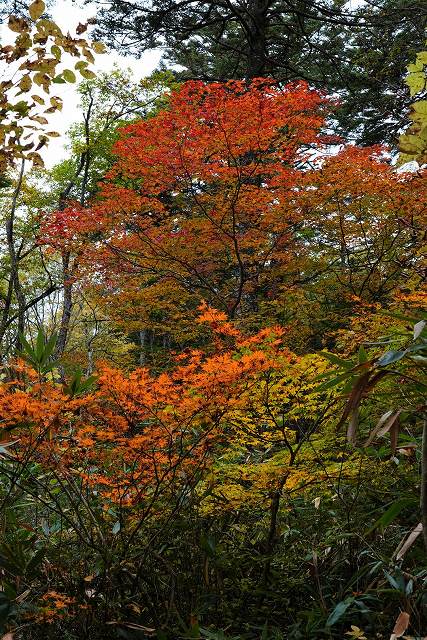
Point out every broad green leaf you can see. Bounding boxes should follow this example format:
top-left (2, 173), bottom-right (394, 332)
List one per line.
top-left (36, 328), bottom-right (45, 360)
top-left (365, 497), bottom-right (416, 535)
top-left (315, 370), bottom-right (354, 392)
top-left (376, 350), bottom-right (406, 367)
top-left (358, 345), bottom-right (367, 364)
top-left (326, 599), bottom-right (353, 626)
top-left (320, 351), bottom-right (353, 369)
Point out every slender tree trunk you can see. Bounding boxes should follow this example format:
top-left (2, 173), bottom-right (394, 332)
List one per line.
top-left (5, 160), bottom-right (26, 350)
top-left (139, 329), bottom-right (146, 366)
top-left (55, 250), bottom-right (73, 359)
top-left (421, 419), bottom-right (427, 552)
top-left (0, 279), bottom-right (14, 356)
top-left (55, 96), bottom-right (93, 360)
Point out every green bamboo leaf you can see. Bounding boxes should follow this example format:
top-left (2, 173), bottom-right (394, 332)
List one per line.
top-left (376, 350), bottom-right (406, 367)
top-left (320, 351), bottom-right (353, 369)
top-left (326, 598), bottom-right (353, 627)
top-left (365, 498), bottom-right (416, 535)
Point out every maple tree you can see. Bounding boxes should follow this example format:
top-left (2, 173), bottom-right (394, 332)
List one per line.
top-left (42, 79), bottom-right (426, 359)
top-left (43, 79), bottom-right (328, 332)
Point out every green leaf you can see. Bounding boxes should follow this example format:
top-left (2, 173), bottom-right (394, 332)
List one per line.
top-left (51, 44), bottom-right (61, 59)
top-left (79, 68), bottom-right (96, 79)
top-left (320, 351), bottom-right (353, 369)
top-left (200, 533), bottom-right (216, 557)
top-left (43, 332), bottom-right (58, 361)
top-left (315, 369), bottom-right (354, 392)
top-left (326, 598), bottom-right (353, 627)
top-left (36, 328), bottom-right (45, 360)
top-left (19, 332), bottom-right (35, 360)
top-left (62, 69), bottom-right (76, 83)
top-left (358, 345), bottom-right (367, 364)
top-left (384, 571), bottom-right (402, 591)
top-left (365, 497), bottom-right (416, 535)
top-left (376, 350), bottom-right (406, 367)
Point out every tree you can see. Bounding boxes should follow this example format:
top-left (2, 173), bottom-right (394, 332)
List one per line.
top-left (42, 79), bottom-right (426, 357)
top-left (31, 69), bottom-right (173, 364)
top-left (0, 310), bottom-right (287, 636)
top-left (0, 0), bottom-right (100, 356)
top-left (399, 44), bottom-right (427, 165)
top-left (91, 0), bottom-right (427, 144)
top-left (42, 78), bottom-right (330, 352)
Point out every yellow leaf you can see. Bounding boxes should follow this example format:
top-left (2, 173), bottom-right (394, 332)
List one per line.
top-left (50, 96), bottom-right (63, 111)
top-left (29, 0), bottom-right (45, 20)
top-left (31, 94), bottom-right (45, 105)
top-left (407, 72), bottom-right (426, 96)
top-left (92, 41), bottom-right (107, 54)
top-left (30, 115), bottom-right (48, 125)
top-left (79, 68), bottom-right (96, 79)
top-left (8, 15), bottom-right (29, 33)
top-left (19, 75), bottom-right (32, 92)
top-left (413, 100), bottom-right (427, 115)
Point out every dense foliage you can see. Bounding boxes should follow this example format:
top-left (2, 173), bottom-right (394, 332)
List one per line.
top-left (0, 2), bottom-right (426, 640)
top-left (91, 0), bottom-right (427, 145)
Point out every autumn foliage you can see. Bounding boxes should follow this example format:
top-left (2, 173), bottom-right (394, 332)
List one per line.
top-left (1, 72), bottom-right (426, 640)
top-left (42, 80), bottom-right (426, 347)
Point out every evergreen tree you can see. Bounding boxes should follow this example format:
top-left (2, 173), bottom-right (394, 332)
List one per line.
top-left (91, 0), bottom-right (427, 144)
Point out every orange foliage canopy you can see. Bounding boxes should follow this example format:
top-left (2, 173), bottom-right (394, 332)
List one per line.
top-left (0, 308), bottom-right (285, 508)
top-left (41, 79), bottom-right (329, 325)
top-left (41, 80), bottom-right (426, 343)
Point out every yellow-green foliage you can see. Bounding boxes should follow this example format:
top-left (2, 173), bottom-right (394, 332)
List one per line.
top-left (199, 354), bottom-right (342, 513)
top-left (399, 46), bottom-right (427, 165)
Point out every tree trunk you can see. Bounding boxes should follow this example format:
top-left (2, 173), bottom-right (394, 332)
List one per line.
top-left (55, 250), bottom-right (73, 359)
top-left (139, 329), bottom-right (146, 366)
top-left (5, 160), bottom-right (26, 350)
top-left (246, 0), bottom-right (269, 78)
top-left (421, 419), bottom-right (427, 552)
